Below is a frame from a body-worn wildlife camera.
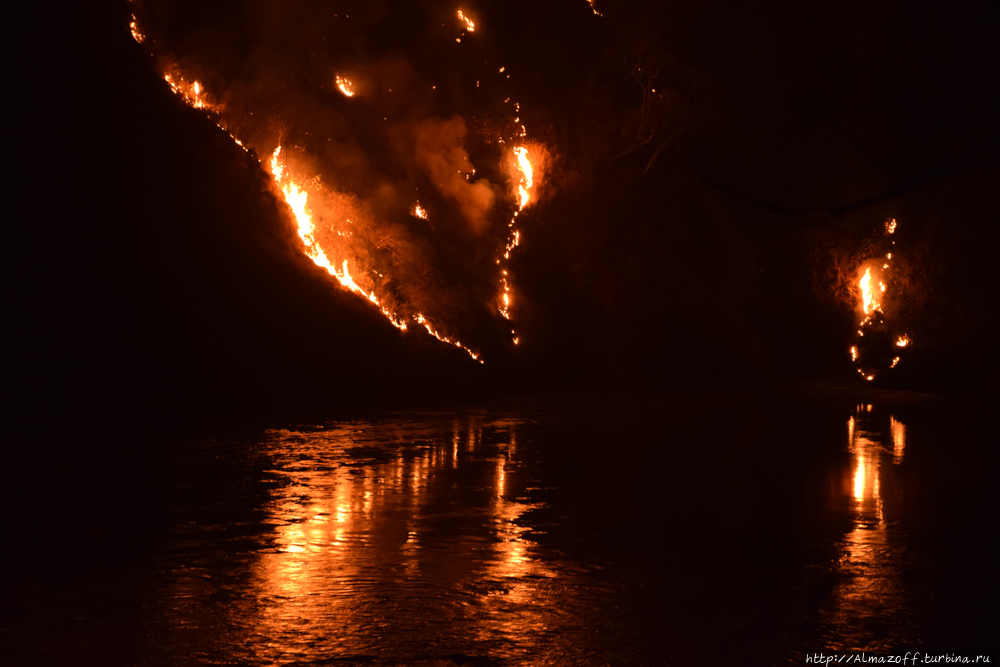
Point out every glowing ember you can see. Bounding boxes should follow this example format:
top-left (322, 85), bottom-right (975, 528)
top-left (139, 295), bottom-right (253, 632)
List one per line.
top-left (335, 75), bottom-right (355, 97)
top-left (457, 9), bottom-right (475, 32)
top-left (885, 218), bottom-right (897, 234)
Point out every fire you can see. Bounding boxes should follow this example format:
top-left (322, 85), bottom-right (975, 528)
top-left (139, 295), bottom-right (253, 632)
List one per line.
top-left (513, 146), bottom-right (534, 208)
top-left (335, 75), bottom-right (355, 97)
top-left (130, 11), bottom-right (551, 363)
top-left (269, 148), bottom-right (485, 362)
top-left (457, 9), bottom-right (475, 32)
top-left (496, 145), bottom-right (542, 322)
top-left (585, 0), bottom-right (603, 15)
top-left (129, 16), bottom-right (145, 43)
top-left (163, 74), bottom-right (211, 110)
top-left (847, 219), bottom-right (911, 381)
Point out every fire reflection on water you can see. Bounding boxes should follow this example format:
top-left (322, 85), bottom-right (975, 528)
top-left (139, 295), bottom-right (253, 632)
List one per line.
top-left (234, 416), bottom-right (554, 663)
top-left (819, 408), bottom-right (912, 650)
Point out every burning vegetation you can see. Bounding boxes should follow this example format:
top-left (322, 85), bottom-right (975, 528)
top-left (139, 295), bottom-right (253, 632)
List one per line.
top-left (128, 1), bottom-right (547, 363)
top-left (847, 219), bottom-right (911, 382)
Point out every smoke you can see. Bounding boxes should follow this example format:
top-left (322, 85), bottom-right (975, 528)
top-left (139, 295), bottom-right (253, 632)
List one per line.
top-left (411, 115), bottom-right (495, 234)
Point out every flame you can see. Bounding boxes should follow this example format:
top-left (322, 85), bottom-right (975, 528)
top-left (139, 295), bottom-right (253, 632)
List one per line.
top-left (129, 16), bottom-right (145, 43)
top-left (135, 13), bottom-right (550, 363)
top-left (859, 266), bottom-right (881, 317)
top-left (335, 75), bottom-right (355, 97)
top-left (496, 145), bottom-right (540, 322)
top-left (885, 218), bottom-right (897, 234)
top-left (268, 147), bottom-right (486, 362)
top-left (585, 0), bottom-right (602, 15)
top-left (896, 335), bottom-right (909, 348)
top-left (457, 9), bottom-right (475, 32)
top-left (513, 146), bottom-right (534, 209)
top-left (163, 74), bottom-right (211, 110)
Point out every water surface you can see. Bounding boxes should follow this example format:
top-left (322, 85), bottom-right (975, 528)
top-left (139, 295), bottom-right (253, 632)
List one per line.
top-left (2, 395), bottom-right (994, 665)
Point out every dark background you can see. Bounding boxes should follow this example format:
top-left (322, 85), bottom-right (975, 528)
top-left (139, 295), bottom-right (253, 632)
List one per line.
top-left (9, 0), bottom-right (1000, 438)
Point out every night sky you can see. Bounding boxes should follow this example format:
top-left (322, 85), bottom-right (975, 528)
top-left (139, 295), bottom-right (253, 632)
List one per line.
top-left (11, 0), bottom-right (1000, 436)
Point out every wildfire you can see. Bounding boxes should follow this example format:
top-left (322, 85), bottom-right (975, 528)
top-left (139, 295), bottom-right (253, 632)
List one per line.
top-left (335, 75), bottom-right (355, 97)
top-left (848, 219), bottom-right (911, 381)
top-left (130, 10), bottom-right (550, 364)
top-left (269, 148), bottom-right (488, 361)
top-left (457, 9), bottom-right (475, 32)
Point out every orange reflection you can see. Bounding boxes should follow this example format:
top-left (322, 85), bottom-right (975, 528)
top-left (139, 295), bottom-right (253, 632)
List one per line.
top-left (234, 416), bottom-right (551, 663)
top-left (821, 411), bottom-right (911, 650)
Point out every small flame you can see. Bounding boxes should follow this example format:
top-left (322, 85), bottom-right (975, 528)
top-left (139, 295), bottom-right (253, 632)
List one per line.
top-left (885, 219), bottom-right (897, 234)
top-left (850, 346), bottom-right (857, 362)
top-left (335, 75), bottom-right (355, 97)
top-left (412, 203), bottom-right (428, 220)
top-left (457, 9), bottom-right (475, 32)
top-left (163, 74), bottom-right (211, 110)
top-left (129, 16), bottom-right (145, 43)
top-left (896, 335), bottom-right (910, 348)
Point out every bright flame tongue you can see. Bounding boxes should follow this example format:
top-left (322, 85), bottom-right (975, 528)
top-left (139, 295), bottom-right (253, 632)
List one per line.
top-left (513, 146), bottom-right (534, 209)
top-left (859, 267), bottom-right (879, 316)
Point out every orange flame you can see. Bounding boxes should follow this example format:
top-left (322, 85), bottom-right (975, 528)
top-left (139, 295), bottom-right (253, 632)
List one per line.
top-left (163, 74), bottom-right (212, 110)
top-left (335, 75), bottom-right (355, 97)
top-left (129, 16), bottom-right (145, 43)
top-left (457, 9), bottom-right (475, 32)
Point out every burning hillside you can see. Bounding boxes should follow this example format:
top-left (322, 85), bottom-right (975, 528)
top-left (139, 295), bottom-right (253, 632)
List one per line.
top-left (128, 1), bottom-right (549, 362)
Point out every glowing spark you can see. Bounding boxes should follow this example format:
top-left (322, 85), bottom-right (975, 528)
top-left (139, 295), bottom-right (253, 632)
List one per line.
top-left (457, 9), bottom-right (475, 32)
top-left (335, 75), bottom-right (355, 97)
